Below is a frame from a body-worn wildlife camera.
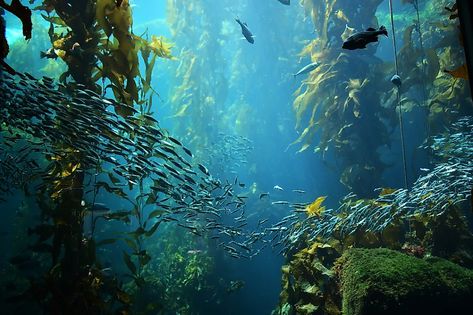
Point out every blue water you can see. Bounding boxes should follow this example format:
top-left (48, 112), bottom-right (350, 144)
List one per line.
top-left (1, 0), bottom-right (470, 314)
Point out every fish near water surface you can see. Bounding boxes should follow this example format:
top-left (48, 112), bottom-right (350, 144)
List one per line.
top-left (277, 0), bottom-right (290, 5)
top-left (342, 26), bottom-right (388, 50)
top-left (236, 18), bottom-right (254, 44)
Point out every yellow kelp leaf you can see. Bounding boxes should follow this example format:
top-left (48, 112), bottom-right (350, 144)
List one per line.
top-left (379, 188), bottom-right (397, 196)
top-left (298, 143), bottom-right (310, 153)
top-left (108, 0), bottom-right (132, 33)
top-left (51, 189), bottom-right (63, 199)
top-left (61, 162), bottom-right (81, 177)
top-left (306, 196), bottom-right (327, 217)
top-left (52, 37), bottom-right (66, 50)
top-left (96, 0), bottom-right (115, 37)
top-left (444, 64), bottom-right (468, 80)
top-left (335, 10), bottom-right (349, 23)
top-left (341, 24), bottom-right (356, 42)
top-left (149, 35), bottom-right (174, 59)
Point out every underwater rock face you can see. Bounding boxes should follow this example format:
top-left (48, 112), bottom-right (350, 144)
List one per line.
top-left (337, 248), bottom-right (473, 315)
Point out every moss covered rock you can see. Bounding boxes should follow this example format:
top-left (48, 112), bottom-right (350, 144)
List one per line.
top-left (337, 248), bottom-right (473, 315)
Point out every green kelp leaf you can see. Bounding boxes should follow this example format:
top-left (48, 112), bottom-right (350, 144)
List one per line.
top-left (124, 238), bottom-right (139, 252)
top-left (136, 250), bottom-right (151, 266)
top-left (128, 226), bottom-right (145, 239)
top-left (96, 238), bottom-right (118, 246)
top-left (301, 282), bottom-right (320, 295)
top-left (312, 260), bottom-right (334, 278)
top-left (108, 172), bottom-right (121, 185)
top-left (116, 289), bottom-right (132, 305)
top-left (145, 221), bottom-right (161, 237)
top-left (147, 209), bottom-right (165, 221)
top-left (133, 275), bottom-right (146, 287)
top-left (145, 192), bottom-right (157, 205)
top-left (123, 252), bottom-right (137, 275)
top-left (296, 303), bottom-right (319, 314)
top-left (103, 211), bottom-right (132, 223)
top-left (424, 48), bottom-right (441, 82)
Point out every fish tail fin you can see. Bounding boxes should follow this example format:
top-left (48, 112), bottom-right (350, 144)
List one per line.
top-left (40, 51), bottom-right (46, 59)
top-left (379, 25), bottom-right (388, 37)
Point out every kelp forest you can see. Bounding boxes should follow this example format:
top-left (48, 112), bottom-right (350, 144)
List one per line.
top-left (1, 1), bottom-right (473, 315)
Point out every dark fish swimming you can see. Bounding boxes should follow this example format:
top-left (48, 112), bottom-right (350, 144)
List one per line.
top-left (277, 0), bottom-right (290, 5)
top-left (40, 48), bottom-right (58, 59)
top-left (236, 18), bottom-right (254, 44)
top-left (342, 26), bottom-right (388, 50)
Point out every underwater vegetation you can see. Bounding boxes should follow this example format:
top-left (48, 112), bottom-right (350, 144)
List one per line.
top-left (337, 248), bottom-right (473, 315)
top-left (134, 226), bottom-right (229, 314)
top-left (1, 0), bottom-right (473, 314)
top-left (0, 1), bottom-right (264, 314)
top-left (264, 115), bottom-right (473, 258)
top-left (290, 0), bottom-right (394, 196)
top-left (290, 0), bottom-right (472, 196)
top-left (166, 0), bottom-right (231, 154)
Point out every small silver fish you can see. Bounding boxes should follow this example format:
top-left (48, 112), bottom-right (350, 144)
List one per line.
top-left (294, 61), bottom-right (320, 77)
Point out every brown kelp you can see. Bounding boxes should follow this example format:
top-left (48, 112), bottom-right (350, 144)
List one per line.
top-left (384, 0), bottom-right (473, 136)
top-left (291, 0), bottom-right (394, 196)
top-left (35, 0), bottom-right (172, 111)
top-left (136, 227), bottom-right (226, 314)
top-left (272, 115), bottom-right (473, 314)
top-left (166, 0), bottom-right (230, 153)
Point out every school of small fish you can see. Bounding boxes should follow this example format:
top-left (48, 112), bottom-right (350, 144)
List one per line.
top-left (264, 116), bottom-right (473, 255)
top-left (203, 133), bottom-right (253, 178)
top-left (0, 71), bottom-right (262, 259)
top-left (2, 69), bottom-right (472, 258)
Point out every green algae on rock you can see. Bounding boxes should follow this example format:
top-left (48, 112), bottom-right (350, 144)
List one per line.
top-left (336, 248), bottom-right (473, 315)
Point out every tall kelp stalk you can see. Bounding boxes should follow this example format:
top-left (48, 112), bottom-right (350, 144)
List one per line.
top-left (291, 0), bottom-right (395, 197)
top-left (166, 0), bottom-right (230, 156)
top-left (1, 0), bottom-right (171, 313)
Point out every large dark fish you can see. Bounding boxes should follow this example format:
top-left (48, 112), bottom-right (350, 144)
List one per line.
top-left (236, 18), bottom-right (254, 44)
top-left (342, 26), bottom-right (388, 50)
top-left (277, 0), bottom-right (290, 5)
